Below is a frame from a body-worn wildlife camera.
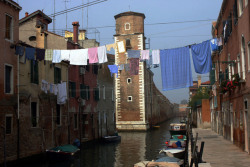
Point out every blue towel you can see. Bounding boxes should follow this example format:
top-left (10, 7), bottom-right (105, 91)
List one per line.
top-left (210, 38), bottom-right (218, 51)
top-left (160, 47), bottom-right (193, 91)
top-left (15, 46), bottom-right (24, 56)
top-left (191, 40), bottom-right (212, 74)
top-left (127, 50), bottom-right (140, 58)
top-left (25, 47), bottom-right (35, 63)
top-left (108, 65), bottom-right (119, 78)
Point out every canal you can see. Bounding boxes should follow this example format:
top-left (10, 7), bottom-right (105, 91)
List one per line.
top-left (8, 117), bottom-right (180, 167)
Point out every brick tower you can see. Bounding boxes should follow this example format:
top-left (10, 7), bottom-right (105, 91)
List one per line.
top-left (114, 12), bottom-right (149, 131)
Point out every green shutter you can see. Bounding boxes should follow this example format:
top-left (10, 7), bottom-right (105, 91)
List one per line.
top-left (72, 82), bottom-right (76, 97)
top-left (30, 61), bottom-right (34, 83)
top-left (54, 67), bottom-right (57, 84)
top-left (225, 68), bottom-right (229, 80)
top-left (34, 61), bottom-right (39, 84)
top-left (58, 68), bottom-right (61, 83)
top-left (210, 64), bottom-right (215, 85)
top-left (80, 84), bottom-right (87, 99)
top-left (94, 88), bottom-right (99, 101)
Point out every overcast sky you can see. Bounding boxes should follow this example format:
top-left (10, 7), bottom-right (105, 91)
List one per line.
top-left (15, 0), bottom-right (223, 104)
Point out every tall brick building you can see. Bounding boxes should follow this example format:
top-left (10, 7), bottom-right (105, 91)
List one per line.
top-left (114, 12), bottom-right (175, 131)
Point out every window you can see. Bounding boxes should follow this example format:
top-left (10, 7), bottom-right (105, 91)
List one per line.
top-left (54, 67), bottom-right (61, 84)
top-left (246, 0), bottom-right (248, 6)
top-left (69, 82), bottom-right (76, 98)
top-left (87, 86), bottom-right (90, 100)
top-left (126, 39), bottom-right (132, 50)
top-left (128, 96), bottom-right (132, 102)
top-left (239, 0), bottom-right (244, 16)
top-left (56, 104), bottom-right (61, 125)
top-left (125, 23), bottom-right (130, 30)
top-left (127, 78), bottom-right (132, 84)
top-left (228, 55), bottom-right (232, 80)
top-left (74, 114), bottom-right (78, 129)
top-left (233, 0), bottom-right (238, 25)
top-left (30, 60), bottom-right (39, 84)
top-left (244, 100), bottom-right (248, 110)
top-left (31, 102), bottom-right (38, 127)
top-left (248, 43), bottom-right (250, 71)
top-left (94, 87), bottom-right (100, 101)
top-left (80, 84), bottom-right (89, 100)
top-left (237, 54), bottom-right (241, 78)
top-left (103, 85), bottom-right (106, 100)
top-left (5, 115), bottom-right (12, 134)
top-left (5, 65), bottom-right (13, 94)
top-left (5, 14), bottom-right (13, 40)
top-left (92, 64), bottom-right (98, 74)
top-left (241, 36), bottom-right (246, 80)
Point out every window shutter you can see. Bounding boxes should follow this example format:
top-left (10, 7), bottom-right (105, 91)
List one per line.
top-left (225, 68), bottom-right (229, 80)
top-left (72, 82), bottom-right (76, 97)
top-left (94, 88), bottom-right (99, 101)
top-left (210, 64), bottom-right (215, 85)
top-left (5, 15), bottom-right (11, 39)
top-left (34, 61), bottom-right (39, 84)
top-left (30, 61), bottom-right (34, 83)
top-left (87, 86), bottom-right (90, 100)
top-left (81, 84), bottom-right (87, 99)
top-left (58, 68), bottom-right (61, 83)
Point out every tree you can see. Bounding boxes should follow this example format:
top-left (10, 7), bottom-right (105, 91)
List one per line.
top-left (180, 99), bottom-right (188, 104)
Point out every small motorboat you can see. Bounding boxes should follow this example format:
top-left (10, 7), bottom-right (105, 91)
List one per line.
top-left (102, 135), bottom-right (121, 142)
top-left (169, 123), bottom-right (186, 136)
top-left (159, 148), bottom-right (185, 159)
top-left (46, 144), bottom-right (80, 162)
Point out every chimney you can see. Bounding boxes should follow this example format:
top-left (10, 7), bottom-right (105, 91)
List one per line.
top-left (72, 21), bottom-right (79, 43)
top-left (25, 12), bottom-right (29, 17)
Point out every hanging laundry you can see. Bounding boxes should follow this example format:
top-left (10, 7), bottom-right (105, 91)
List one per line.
top-left (57, 82), bottom-right (67, 105)
top-left (117, 41), bottom-right (126, 53)
top-left (160, 47), bottom-right (193, 91)
top-left (108, 65), bottom-right (119, 78)
top-left (124, 64), bottom-right (130, 71)
top-left (52, 50), bottom-right (61, 63)
top-left (129, 58), bottom-right (139, 75)
top-left (127, 50), bottom-right (141, 59)
top-left (15, 45), bottom-right (24, 56)
top-left (36, 48), bottom-right (45, 61)
top-left (141, 50), bottom-right (150, 60)
top-left (25, 47), bottom-right (35, 62)
top-left (217, 37), bottom-right (222, 46)
top-left (146, 54), bottom-right (152, 69)
top-left (152, 49), bottom-right (160, 65)
top-left (191, 40), bottom-right (212, 74)
top-left (41, 80), bottom-right (48, 94)
top-left (118, 64), bottom-right (124, 70)
top-left (210, 38), bottom-right (218, 51)
top-left (88, 47), bottom-right (98, 64)
top-left (70, 49), bottom-right (88, 65)
top-left (53, 84), bottom-right (58, 95)
top-left (98, 46), bottom-right (107, 63)
top-left (49, 83), bottom-right (54, 94)
top-left (106, 43), bottom-right (117, 51)
top-left (45, 49), bottom-right (53, 61)
top-left (61, 50), bottom-right (71, 61)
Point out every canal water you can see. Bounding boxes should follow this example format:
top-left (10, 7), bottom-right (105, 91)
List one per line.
top-left (8, 117), bottom-right (180, 167)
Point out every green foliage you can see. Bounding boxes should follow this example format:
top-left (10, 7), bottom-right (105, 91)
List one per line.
top-left (188, 87), bottom-right (210, 109)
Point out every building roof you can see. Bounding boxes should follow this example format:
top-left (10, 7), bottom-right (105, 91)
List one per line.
top-left (114, 11), bottom-right (145, 19)
top-left (19, 10), bottom-right (52, 25)
top-left (3, 0), bottom-right (22, 10)
top-left (201, 81), bottom-right (211, 86)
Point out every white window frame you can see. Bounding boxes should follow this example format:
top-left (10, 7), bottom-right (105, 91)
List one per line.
top-left (125, 23), bottom-right (130, 31)
top-left (241, 35), bottom-right (246, 80)
top-left (5, 114), bottom-right (13, 135)
top-left (4, 64), bottom-right (13, 94)
top-left (128, 96), bottom-right (133, 102)
top-left (30, 101), bottom-right (39, 128)
top-left (237, 54), bottom-right (241, 78)
top-left (228, 54), bottom-right (232, 80)
top-left (248, 42), bottom-right (250, 71)
top-left (127, 78), bottom-right (132, 84)
top-left (103, 85), bottom-right (105, 100)
top-left (5, 13), bottom-right (13, 42)
top-left (239, 0), bottom-right (244, 16)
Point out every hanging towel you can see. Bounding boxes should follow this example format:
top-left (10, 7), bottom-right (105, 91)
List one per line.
top-left (152, 50), bottom-right (160, 65)
top-left (54, 84), bottom-right (58, 95)
top-left (124, 64), bottom-right (130, 71)
top-left (117, 41), bottom-right (125, 53)
top-left (160, 47), bottom-right (193, 91)
top-left (36, 48), bottom-right (45, 61)
top-left (88, 47), bottom-right (98, 64)
top-left (70, 49), bottom-right (88, 65)
top-left (108, 65), bottom-right (119, 78)
top-left (52, 50), bottom-right (61, 63)
top-left (118, 64), bottom-right (124, 70)
top-left (127, 50), bottom-right (141, 59)
top-left (98, 46), bottom-right (107, 63)
top-left (45, 49), bottom-right (53, 61)
top-left (15, 46), bottom-right (24, 56)
top-left (57, 82), bottom-right (67, 104)
top-left (61, 50), bottom-right (71, 61)
top-left (50, 83), bottom-right (54, 94)
top-left (191, 40), bottom-right (212, 74)
top-left (25, 47), bottom-right (35, 62)
top-left (41, 80), bottom-right (48, 94)
top-left (210, 38), bottom-right (218, 51)
top-left (141, 50), bottom-right (150, 60)
top-left (106, 43), bottom-right (117, 51)
top-left (129, 58), bottom-right (139, 75)
top-left (146, 54), bottom-right (152, 69)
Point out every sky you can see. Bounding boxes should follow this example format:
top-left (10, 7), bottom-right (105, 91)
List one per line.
top-left (15, 0), bottom-right (223, 104)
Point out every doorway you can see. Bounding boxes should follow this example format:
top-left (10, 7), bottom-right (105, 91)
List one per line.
top-left (244, 100), bottom-right (249, 153)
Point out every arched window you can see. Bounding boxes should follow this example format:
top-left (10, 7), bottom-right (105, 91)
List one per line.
top-left (125, 23), bottom-right (130, 30)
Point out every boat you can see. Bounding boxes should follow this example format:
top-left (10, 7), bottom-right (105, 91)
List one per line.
top-left (102, 135), bottom-right (121, 142)
top-left (154, 156), bottom-right (184, 166)
top-left (169, 123), bottom-right (186, 136)
top-left (159, 148), bottom-right (185, 159)
top-left (46, 144), bottom-right (80, 162)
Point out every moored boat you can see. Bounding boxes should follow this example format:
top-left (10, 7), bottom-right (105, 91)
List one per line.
top-left (169, 123), bottom-right (186, 136)
top-left (102, 135), bottom-right (121, 142)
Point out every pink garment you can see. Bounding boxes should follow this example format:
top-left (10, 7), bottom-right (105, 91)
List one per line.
top-left (88, 47), bottom-right (98, 64)
top-left (141, 50), bottom-right (150, 60)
